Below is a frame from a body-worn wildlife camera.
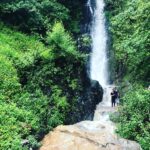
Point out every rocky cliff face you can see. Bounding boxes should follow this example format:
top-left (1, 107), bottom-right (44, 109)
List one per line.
top-left (65, 66), bottom-right (103, 123)
top-left (73, 78), bottom-right (103, 122)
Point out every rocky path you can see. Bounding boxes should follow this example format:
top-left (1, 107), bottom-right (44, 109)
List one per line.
top-left (40, 87), bottom-right (141, 150)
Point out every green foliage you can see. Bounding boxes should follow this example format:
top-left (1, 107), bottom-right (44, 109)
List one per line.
top-left (0, 24), bottom-right (47, 149)
top-left (46, 86), bottom-right (70, 129)
top-left (57, 0), bottom-right (85, 34)
top-left (27, 135), bottom-right (41, 149)
top-left (116, 86), bottom-right (150, 150)
top-left (80, 34), bottom-right (92, 47)
top-left (0, 55), bottom-right (20, 99)
top-left (47, 22), bottom-right (78, 57)
top-left (0, 22), bottom-right (86, 149)
top-left (0, 0), bottom-right (69, 33)
top-left (105, 0), bottom-right (125, 15)
top-left (0, 23), bottom-right (46, 68)
top-left (0, 1), bottom-right (87, 150)
top-left (0, 101), bottom-right (39, 150)
top-left (109, 112), bottom-right (120, 123)
top-left (0, 0), bottom-right (86, 35)
top-left (105, 0), bottom-right (150, 83)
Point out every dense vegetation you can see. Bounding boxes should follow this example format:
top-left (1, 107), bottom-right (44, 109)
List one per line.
top-left (105, 0), bottom-right (150, 83)
top-left (0, 22), bottom-right (87, 149)
top-left (117, 87), bottom-right (150, 149)
top-left (0, 0), bottom-right (86, 35)
top-left (0, 0), bottom-right (68, 34)
top-left (105, 0), bottom-right (150, 149)
top-left (0, 0), bottom-right (91, 149)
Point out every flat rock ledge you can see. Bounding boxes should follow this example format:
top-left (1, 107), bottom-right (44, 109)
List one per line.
top-left (40, 121), bottom-right (142, 150)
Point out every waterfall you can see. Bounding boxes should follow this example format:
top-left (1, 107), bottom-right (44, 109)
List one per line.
top-left (90, 0), bottom-right (108, 88)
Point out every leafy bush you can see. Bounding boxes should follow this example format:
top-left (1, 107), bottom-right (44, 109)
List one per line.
top-left (0, 22), bottom-right (86, 149)
top-left (0, 55), bottom-right (20, 99)
top-left (116, 86), bottom-right (150, 150)
top-left (0, 101), bottom-right (39, 150)
top-left (47, 22), bottom-right (78, 57)
top-left (105, 0), bottom-right (150, 83)
top-left (0, 0), bottom-right (69, 33)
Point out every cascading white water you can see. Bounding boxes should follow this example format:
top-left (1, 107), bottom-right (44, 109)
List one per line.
top-left (89, 0), bottom-right (113, 122)
top-left (90, 0), bottom-right (108, 88)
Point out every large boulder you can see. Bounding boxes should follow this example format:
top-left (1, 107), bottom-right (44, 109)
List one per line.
top-left (40, 121), bottom-right (141, 150)
top-left (77, 78), bottom-right (103, 121)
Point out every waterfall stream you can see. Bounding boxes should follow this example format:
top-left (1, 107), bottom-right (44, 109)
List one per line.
top-left (90, 0), bottom-right (113, 118)
top-left (90, 0), bottom-right (108, 87)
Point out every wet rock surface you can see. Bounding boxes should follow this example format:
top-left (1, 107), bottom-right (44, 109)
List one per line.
top-left (72, 77), bottom-right (103, 122)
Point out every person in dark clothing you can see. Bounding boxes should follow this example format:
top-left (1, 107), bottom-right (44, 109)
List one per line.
top-left (111, 88), bottom-right (116, 107)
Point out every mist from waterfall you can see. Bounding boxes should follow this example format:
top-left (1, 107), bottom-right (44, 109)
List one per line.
top-left (90, 0), bottom-right (108, 87)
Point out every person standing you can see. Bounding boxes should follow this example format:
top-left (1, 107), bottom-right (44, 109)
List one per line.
top-left (111, 88), bottom-right (116, 107)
